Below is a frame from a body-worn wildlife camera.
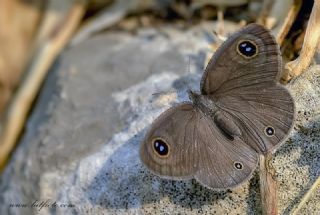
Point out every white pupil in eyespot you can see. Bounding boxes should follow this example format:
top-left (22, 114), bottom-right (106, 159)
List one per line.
top-left (246, 47), bottom-right (252, 52)
top-left (265, 127), bottom-right (275, 136)
top-left (234, 162), bottom-right (243, 169)
top-left (160, 145), bottom-right (164, 152)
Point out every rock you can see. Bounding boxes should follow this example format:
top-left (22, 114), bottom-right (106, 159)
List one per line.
top-left (0, 23), bottom-right (319, 214)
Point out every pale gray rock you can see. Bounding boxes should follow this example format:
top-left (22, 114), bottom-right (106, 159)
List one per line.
top-left (0, 23), bottom-right (319, 215)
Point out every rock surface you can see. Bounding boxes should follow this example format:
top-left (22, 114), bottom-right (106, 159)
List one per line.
top-left (0, 23), bottom-right (319, 215)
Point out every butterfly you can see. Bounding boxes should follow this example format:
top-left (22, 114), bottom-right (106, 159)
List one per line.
top-left (140, 24), bottom-right (295, 190)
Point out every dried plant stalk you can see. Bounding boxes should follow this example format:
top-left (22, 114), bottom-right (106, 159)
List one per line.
top-left (259, 154), bottom-right (278, 215)
top-left (0, 0), bottom-right (88, 171)
top-left (282, 0), bottom-right (320, 83)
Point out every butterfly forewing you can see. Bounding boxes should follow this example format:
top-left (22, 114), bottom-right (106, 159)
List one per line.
top-left (201, 24), bottom-right (282, 95)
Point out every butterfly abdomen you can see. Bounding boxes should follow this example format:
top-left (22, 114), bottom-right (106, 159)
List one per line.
top-left (213, 112), bottom-right (242, 140)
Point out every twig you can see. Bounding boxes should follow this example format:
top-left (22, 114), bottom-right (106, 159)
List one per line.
top-left (259, 153), bottom-right (278, 215)
top-left (0, 0), bottom-right (88, 171)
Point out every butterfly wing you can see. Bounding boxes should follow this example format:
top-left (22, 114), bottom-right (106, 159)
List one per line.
top-left (140, 103), bottom-right (199, 179)
top-left (201, 24), bottom-right (281, 95)
top-left (215, 85), bottom-right (295, 153)
top-left (140, 103), bottom-right (258, 189)
top-left (201, 24), bottom-right (295, 154)
top-left (195, 111), bottom-right (258, 189)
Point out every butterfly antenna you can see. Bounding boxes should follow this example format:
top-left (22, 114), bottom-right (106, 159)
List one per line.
top-left (188, 55), bottom-right (191, 75)
top-left (186, 55), bottom-right (194, 91)
top-left (152, 91), bottom-right (176, 96)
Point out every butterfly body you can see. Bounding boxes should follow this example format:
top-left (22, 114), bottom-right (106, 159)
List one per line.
top-left (189, 90), bottom-right (242, 141)
top-left (140, 24), bottom-right (295, 190)
top-left (188, 90), bottom-right (218, 116)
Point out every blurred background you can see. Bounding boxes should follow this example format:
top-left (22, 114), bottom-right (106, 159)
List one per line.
top-left (0, 0), bottom-right (319, 214)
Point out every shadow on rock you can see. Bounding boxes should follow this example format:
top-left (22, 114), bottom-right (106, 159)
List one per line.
top-left (275, 115), bottom-right (320, 214)
top-left (86, 131), bottom-right (233, 210)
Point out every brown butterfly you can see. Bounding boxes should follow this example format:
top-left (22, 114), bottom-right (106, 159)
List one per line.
top-left (140, 24), bottom-right (295, 190)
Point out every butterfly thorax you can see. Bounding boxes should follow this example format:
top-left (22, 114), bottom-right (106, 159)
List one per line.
top-left (188, 90), bottom-right (219, 117)
top-left (188, 90), bottom-right (242, 140)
